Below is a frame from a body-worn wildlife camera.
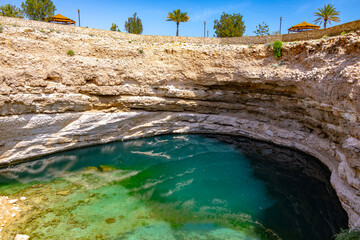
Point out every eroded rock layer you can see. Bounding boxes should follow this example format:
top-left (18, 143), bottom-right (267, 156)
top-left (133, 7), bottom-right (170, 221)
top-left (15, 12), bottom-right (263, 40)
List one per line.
top-left (0, 23), bottom-right (359, 227)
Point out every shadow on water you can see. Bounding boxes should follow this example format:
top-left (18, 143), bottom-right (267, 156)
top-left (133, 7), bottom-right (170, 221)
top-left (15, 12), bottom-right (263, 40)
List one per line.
top-left (209, 135), bottom-right (348, 240)
top-left (0, 134), bottom-right (348, 240)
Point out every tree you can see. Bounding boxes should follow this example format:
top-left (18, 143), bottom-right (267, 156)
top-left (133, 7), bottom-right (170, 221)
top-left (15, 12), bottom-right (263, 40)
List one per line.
top-left (253, 22), bottom-right (269, 36)
top-left (0, 4), bottom-right (23, 18)
top-left (214, 12), bottom-right (245, 38)
top-left (166, 9), bottom-right (189, 37)
top-left (124, 13), bottom-right (143, 34)
top-left (314, 4), bottom-right (340, 29)
top-left (110, 23), bottom-right (120, 32)
top-left (21, 0), bottom-right (56, 21)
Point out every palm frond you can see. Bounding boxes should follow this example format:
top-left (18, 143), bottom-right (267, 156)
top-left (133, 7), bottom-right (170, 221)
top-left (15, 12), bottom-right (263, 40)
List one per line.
top-left (0, 4), bottom-right (23, 18)
top-left (313, 4), bottom-right (340, 28)
top-left (166, 9), bottom-right (189, 23)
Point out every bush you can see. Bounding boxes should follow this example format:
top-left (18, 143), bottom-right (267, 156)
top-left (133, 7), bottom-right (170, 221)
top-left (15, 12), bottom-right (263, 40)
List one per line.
top-left (334, 228), bottom-right (360, 240)
top-left (273, 41), bottom-right (282, 58)
top-left (341, 31), bottom-right (346, 35)
top-left (66, 50), bottom-right (75, 56)
top-left (322, 35), bottom-right (329, 39)
top-left (138, 49), bottom-right (144, 54)
top-left (0, 26), bottom-right (3, 33)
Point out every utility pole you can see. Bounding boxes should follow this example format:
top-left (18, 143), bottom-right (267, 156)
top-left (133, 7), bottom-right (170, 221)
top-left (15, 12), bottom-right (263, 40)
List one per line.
top-left (78, 9), bottom-right (81, 27)
top-left (204, 21), bottom-right (206, 37)
top-left (280, 17), bottom-right (282, 34)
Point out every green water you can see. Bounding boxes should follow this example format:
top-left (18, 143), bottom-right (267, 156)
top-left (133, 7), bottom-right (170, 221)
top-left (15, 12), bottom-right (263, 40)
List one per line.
top-left (0, 135), bottom-right (347, 240)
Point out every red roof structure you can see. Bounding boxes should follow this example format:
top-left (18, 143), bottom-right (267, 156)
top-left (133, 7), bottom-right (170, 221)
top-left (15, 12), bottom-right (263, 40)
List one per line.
top-left (288, 22), bottom-right (320, 33)
top-left (49, 14), bottom-right (76, 26)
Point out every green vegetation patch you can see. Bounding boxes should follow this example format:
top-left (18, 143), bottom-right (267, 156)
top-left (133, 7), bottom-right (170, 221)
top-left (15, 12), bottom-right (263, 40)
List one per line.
top-left (273, 41), bottom-right (283, 59)
top-left (334, 228), bottom-right (360, 240)
top-left (66, 50), bottom-right (75, 56)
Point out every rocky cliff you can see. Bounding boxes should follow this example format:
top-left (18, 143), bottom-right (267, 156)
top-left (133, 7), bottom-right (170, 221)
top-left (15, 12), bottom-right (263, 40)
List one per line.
top-left (0, 19), bottom-right (360, 227)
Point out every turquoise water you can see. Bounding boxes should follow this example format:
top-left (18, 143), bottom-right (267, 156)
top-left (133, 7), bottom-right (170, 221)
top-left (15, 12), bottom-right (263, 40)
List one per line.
top-left (0, 135), bottom-right (347, 239)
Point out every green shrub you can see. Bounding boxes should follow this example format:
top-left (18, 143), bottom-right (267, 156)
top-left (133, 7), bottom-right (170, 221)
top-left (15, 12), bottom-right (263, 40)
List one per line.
top-left (0, 26), bottom-right (3, 33)
top-left (273, 41), bottom-right (283, 58)
top-left (66, 50), bottom-right (75, 56)
top-left (334, 228), bottom-right (360, 240)
top-left (341, 31), bottom-right (347, 35)
top-left (322, 35), bottom-right (329, 39)
top-left (138, 49), bottom-right (144, 54)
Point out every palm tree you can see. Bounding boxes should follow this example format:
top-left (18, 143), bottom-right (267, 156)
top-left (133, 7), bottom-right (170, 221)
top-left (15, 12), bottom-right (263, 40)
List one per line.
top-left (166, 9), bottom-right (189, 36)
top-left (0, 4), bottom-right (23, 18)
top-left (313, 4), bottom-right (340, 29)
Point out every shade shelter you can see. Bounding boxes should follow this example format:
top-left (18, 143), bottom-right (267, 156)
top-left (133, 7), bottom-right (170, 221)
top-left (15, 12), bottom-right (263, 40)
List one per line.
top-left (288, 22), bottom-right (320, 33)
top-left (49, 14), bottom-right (76, 26)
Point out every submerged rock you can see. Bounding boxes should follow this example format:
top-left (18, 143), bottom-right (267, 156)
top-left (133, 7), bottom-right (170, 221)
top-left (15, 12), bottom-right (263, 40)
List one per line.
top-left (56, 190), bottom-right (72, 196)
top-left (105, 218), bottom-right (116, 224)
top-left (98, 165), bottom-right (117, 172)
top-left (84, 166), bottom-right (98, 171)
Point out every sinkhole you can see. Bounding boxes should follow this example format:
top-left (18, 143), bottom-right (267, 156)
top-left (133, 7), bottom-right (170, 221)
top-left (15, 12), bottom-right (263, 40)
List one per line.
top-left (0, 135), bottom-right (348, 240)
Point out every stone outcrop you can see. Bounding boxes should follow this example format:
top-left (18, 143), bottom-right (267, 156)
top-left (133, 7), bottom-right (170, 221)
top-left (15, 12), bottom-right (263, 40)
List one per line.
top-left (0, 20), bottom-right (360, 227)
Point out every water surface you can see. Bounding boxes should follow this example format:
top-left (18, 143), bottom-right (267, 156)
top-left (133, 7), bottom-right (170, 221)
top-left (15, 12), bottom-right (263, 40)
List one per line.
top-left (0, 135), bottom-right (347, 239)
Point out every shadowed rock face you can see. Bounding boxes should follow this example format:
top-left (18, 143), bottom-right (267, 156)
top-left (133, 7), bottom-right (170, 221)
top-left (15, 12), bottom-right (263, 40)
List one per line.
top-left (0, 21), bottom-right (359, 227)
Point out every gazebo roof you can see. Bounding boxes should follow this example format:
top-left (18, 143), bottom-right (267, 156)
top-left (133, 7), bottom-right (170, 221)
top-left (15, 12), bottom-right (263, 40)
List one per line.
top-left (288, 22), bottom-right (320, 31)
top-left (49, 14), bottom-right (76, 24)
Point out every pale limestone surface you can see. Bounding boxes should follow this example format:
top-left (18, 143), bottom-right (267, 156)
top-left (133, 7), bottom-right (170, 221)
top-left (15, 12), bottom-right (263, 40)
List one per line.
top-left (0, 22), bottom-right (360, 228)
top-left (14, 234), bottom-right (29, 240)
top-left (0, 196), bottom-right (22, 238)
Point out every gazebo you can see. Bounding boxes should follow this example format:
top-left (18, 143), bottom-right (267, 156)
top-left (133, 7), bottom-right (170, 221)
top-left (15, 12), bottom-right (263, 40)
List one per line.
top-left (49, 14), bottom-right (76, 26)
top-left (288, 22), bottom-right (320, 33)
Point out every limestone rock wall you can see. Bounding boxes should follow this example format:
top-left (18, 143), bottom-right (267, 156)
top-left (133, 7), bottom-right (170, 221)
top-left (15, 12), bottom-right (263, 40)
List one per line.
top-left (0, 23), bottom-right (360, 227)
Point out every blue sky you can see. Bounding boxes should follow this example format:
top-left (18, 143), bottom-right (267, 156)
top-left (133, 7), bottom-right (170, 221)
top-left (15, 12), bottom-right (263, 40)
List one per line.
top-left (6, 0), bottom-right (360, 37)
